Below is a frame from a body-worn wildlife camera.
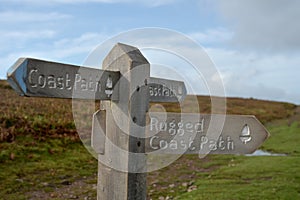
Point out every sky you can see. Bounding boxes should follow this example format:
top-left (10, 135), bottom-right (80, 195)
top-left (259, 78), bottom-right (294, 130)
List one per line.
top-left (0, 0), bottom-right (299, 104)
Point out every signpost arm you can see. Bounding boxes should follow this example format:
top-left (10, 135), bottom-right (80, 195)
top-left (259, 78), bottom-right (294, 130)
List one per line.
top-left (97, 43), bottom-right (149, 200)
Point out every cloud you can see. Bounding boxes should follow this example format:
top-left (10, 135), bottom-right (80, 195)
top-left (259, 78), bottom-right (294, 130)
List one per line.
top-left (0, 11), bottom-right (71, 23)
top-left (2, 0), bottom-right (181, 7)
top-left (0, 32), bottom-right (110, 80)
top-left (206, 47), bottom-right (300, 103)
top-left (188, 28), bottom-right (233, 46)
top-left (217, 0), bottom-right (300, 52)
top-left (0, 30), bottom-right (56, 39)
top-left (0, 30), bottom-right (57, 54)
top-left (1, 27), bottom-right (299, 104)
top-left (51, 33), bottom-right (110, 60)
top-left (56, 0), bottom-right (180, 7)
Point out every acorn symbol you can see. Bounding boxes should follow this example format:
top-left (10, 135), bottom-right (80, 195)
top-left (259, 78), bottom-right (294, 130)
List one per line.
top-left (240, 124), bottom-right (252, 144)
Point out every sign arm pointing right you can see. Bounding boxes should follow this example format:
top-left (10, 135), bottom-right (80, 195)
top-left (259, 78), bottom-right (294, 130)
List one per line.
top-left (145, 113), bottom-right (270, 155)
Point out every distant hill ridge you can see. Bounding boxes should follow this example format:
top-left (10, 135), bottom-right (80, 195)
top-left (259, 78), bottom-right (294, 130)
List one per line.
top-left (0, 79), bottom-right (296, 143)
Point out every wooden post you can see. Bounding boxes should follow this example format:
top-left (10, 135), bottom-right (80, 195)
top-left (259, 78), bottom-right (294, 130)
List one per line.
top-left (97, 43), bottom-right (150, 200)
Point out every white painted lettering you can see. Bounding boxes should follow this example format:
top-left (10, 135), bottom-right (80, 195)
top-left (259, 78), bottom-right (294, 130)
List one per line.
top-left (28, 69), bottom-right (37, 87)
top-left (57, 76), bottom-right (64, 89)
top-left (81, 78), bottom-right (88, 91)
top-left (169, 140), bottom-right (178, 150)
top-left (150, 117), bottom-right (158, 132)
top-left (48, 75), bottom-right (56, 89)
top-left (74, 73), bottom-right (81, 90)
top-left (38, 74), bottom-right (46, 88)
top-left (159, 140), bottom-right (168, 150)
top-left (149, 136), bottom-right (159, 150)
top-left (65, 73), bottom-right (72, 90)
top-left (169, 120), bottom-right (176, 135)
top-left (200, 136), bottom-right (208, 150)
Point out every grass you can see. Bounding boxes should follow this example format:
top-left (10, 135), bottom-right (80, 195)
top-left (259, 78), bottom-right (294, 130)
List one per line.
top-left (0, 79), bottom-right (299, 199)
top-left (0, 135), bottom-right (97, 199)
top-left (148, 121), bottom-right (300, 200)
top-left (177, 155), bottom-right (300, 199)
top-left (262, 122), bottom-right (300, 155)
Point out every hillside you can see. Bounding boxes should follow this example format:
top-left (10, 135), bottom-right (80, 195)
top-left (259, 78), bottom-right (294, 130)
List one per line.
top-left (0, 79), bottom-right (299, 199)
top-left (0, 79), bottom-right (295, 143)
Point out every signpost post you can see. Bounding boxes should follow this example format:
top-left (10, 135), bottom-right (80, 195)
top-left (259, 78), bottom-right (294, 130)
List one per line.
top-left (7, 43), bottom-right (269, 200)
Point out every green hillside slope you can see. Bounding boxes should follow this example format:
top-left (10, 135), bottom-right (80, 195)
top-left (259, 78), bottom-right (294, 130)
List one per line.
top-left (0, 80), bottom-right (299, 200)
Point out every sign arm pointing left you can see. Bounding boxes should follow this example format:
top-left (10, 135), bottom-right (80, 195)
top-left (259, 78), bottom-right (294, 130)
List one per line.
top-left (7, 58), bottom-right (121, 100)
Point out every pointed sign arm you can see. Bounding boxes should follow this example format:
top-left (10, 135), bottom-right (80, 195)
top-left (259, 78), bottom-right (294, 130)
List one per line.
top-left (7, 58), bottom-right (187, 102)
top-left (145, 112), bottom-right (270, 155)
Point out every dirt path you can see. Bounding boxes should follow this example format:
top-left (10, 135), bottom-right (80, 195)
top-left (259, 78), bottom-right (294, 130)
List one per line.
top-left (28, 176), bottom-right (97, 200)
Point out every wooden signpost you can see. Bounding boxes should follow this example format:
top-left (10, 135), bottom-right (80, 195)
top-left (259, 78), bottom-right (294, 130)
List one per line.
top-left (7, 43), bottom-right (269, 200)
